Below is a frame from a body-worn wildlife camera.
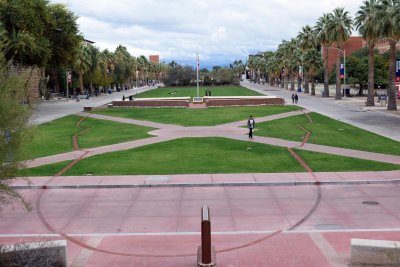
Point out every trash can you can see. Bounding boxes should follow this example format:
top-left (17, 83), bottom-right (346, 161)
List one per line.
top-left (380, 95), bottom-right (387, 106)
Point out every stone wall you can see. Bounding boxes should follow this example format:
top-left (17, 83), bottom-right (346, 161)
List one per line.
top-left (205, 98), bottom-right (284, 107)
top-left (112, 99), bottom-right (190, 107)
top-left (7, 65), bottom-right (41, 102)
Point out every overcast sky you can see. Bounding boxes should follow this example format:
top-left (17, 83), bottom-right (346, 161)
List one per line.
top-left (52, 0), bottom-right (362, 68)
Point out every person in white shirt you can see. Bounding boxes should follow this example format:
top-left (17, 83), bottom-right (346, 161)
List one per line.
top-left (247, 115), bottom-right (255, 138)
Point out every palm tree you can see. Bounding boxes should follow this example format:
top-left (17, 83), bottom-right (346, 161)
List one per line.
top-left (328, 7), bottom-right (353, 100)
top-left (315, 13), bottom-right (333, 97)
top-left (74, 41), bottom-right (92, 94)
top-left (355, 0), bottom-right (381, 106)
top-left (302, 49), bottom-right (323, 95)
top-left (297, 25), bottom-right (318, 93)
top-left (377, 0), bottom-right (399, 110)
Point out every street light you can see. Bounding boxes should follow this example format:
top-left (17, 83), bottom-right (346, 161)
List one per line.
top-left (327, 47), bottom-right (346, 97)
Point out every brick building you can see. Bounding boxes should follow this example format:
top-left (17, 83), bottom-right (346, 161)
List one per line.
top-left (149, 55), bottom-right (160, 63)
top-left (323, 36), bottom-right (366, 76)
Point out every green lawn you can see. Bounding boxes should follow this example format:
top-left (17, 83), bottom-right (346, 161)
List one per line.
top-left (93, 106), bottom-right (301, 126)
top-left (133, 86), bottom-right (263, 98)
top-left (255, 112), bottom-right (400, 156)
top-left (21, 137), bottom-right (400, 176)
top-left (21, 115), bottom-right (155, 160)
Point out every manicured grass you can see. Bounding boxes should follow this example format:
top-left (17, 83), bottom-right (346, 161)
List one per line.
top-left (21, 137), bottom-right (400, 176)
top-left (21, 115), bottom-right (155, 160)
top-left (295, 149), bottom-right (400, 172)
top-left (93, 106), bottom-right (301, 126)
top-left (255, 112), bottom-right (400, 156)
top-left (133, 86), bottom-right (263, 98)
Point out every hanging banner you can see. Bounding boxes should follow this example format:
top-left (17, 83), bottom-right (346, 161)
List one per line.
top-left (340, 63), bottom-right (344, 79)
top-left (396, 59), bottom-right (400, 82)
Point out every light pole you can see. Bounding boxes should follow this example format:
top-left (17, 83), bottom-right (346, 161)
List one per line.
top-left (327, 47), bottom-right (346, 97)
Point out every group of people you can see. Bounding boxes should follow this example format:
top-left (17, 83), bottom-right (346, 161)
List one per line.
top-left (291, 93), bottom-right (299, 104)
top-left (247, 93), bottom-right (300, 139)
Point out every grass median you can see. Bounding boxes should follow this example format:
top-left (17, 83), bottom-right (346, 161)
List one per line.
top-left (21, 115), bottom-right (155, 160)
top-left (93, 106), bottom-right (301, 126)
top-left (133, 86), bottom-right (263, 98)
top-left (255, 112), bottom-right (400, 156)
top-left (21, 137), bottom-right (400, 176)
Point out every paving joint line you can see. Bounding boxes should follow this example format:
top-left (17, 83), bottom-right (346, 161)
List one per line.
top-left (12, 179), bottom-right (400, 190)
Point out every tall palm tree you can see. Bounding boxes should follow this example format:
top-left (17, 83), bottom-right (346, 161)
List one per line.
top-left (328, 7), bottom-right (353, 100)
top-left (315, 13), bottom-right (333, 97)
top-left (302, 49), bottom-right (323, 95)
top-left (74, 41), bottom-right (92, 94)
top-left (377, 0), bottom-right (399, 110)
top-left (297, 25), bottom-right (318, 93)
top-left (355, 0), bottom-right (381, 106)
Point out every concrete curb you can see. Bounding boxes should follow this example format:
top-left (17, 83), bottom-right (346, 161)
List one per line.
top-left (11, 179), bottom-right (400, 190)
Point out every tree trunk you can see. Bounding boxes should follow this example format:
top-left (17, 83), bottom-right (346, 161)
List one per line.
top-left (387, 40), bottom-right (397, 110)
top-left (311, 75), bottom-right (316, 95)
top-left (284, 75), bottom-right (288, 89)
top-left (79, 70), bottom-right (84, 94)
top-left (366, 43), bottom-right (375, 106)
top-left (323, 46), bottom-right (329, 97)
top-left (290, 74), bottom-right (295, 91)
top-left (304, 72), bottom-right (310, 93)
top-left (335, 49), bottom-right (342, 100)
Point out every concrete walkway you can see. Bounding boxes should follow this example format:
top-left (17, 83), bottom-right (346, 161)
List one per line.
top-left (241, 81), bottom-right (400, 141)
top-left (4, 85), bottom-right (400, 266)
top-left (25, 108), bottom-right (400, 168)
top-left (31, 84), bottom-right (159, 125)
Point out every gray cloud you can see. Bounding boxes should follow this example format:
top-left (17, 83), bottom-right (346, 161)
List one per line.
top-left (52, 0), bottom-right (362, 67)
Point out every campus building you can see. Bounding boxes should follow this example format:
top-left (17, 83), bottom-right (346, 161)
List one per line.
top-left (149, 55), bottom-right (160, 63)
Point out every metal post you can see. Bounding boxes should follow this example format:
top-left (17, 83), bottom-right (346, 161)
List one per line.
top-left (201, 206), bottom-right (211, 264)
top-left (344, 49), bottom-right (346, 98)
top-left (66, 70), bottom-right (69, 102)
top-left (196, 52), bottom-right (200, 98)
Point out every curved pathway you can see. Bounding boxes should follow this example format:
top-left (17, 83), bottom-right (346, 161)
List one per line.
top-left (5, 105), bottom-right (400, 266)
top-left (25, 109), bottom-right (400, 168)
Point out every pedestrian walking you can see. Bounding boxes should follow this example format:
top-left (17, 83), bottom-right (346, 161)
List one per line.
top-left (294, 93), bottom-right (298, 104)
top-left (247, 115), bottom-right (255, 138)
top-left (291, 93), bottom-right (295, 103)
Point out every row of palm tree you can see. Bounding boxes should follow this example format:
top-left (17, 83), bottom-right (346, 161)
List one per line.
top-left (248, 0), bottom-right (400, 110)
top-left (72, 42), bottom-right (167, 95)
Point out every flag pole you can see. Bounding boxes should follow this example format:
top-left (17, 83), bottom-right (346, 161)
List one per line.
top-left (196, 50), bottom-right (200, 98)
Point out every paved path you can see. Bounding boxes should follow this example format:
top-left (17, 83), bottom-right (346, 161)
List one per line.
top-left (4, 85), bottom-right (400, 266)
top-left (31, 85), bottom-right (159, 125)
top-left (25, 109), bottom-right (400, 168)
top-left (241, 81), bottom-right (400, 141)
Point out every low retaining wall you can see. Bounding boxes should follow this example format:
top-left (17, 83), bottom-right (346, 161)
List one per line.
top-left (351, 238), bottom-right (400, 265)
top-left (204, 96), bottom-right (284, 107)
top-left (0, 240), bottom-right (67, 266)
top-left (112, 97), bottom-right (190, 108)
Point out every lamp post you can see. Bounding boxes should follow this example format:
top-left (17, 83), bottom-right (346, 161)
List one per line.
top-left (327, 47), bottom-right (346, 97)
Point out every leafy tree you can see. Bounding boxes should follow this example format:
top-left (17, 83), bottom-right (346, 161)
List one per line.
top-left (0, 45), bottom-right (31, 209)
top-left (73, 41), bottom-right (92, 94)
top-left (377, 0), bottom-right (400, 110)
top-left (355, 0), bottom-right (381, 106)
top-left (0, 0), bottom-right (51, 67)
top-left (297, 25), bottom-right (318, 93)
top-left (315, 13), bottom-right (333, 97)
top-left (328, 7), bottom-right (353, 100)
top-left (302, 49), bottom-right (322, 95)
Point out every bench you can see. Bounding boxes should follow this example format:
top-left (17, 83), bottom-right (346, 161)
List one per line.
top-left (351, 238), bottom-right (400, 265)
top-left (77, 94), bottom-right (88, 99)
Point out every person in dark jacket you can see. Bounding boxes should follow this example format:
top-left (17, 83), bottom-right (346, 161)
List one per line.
top-left (247, 115), bottom-right (255, 138)
top-left (294, 93), bottom-right (299, 104)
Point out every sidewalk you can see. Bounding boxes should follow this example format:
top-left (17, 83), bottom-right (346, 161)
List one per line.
top-left (241, 81), bottom-right (400, 141)
top-left (31, 84), bottom-right (159, 125)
